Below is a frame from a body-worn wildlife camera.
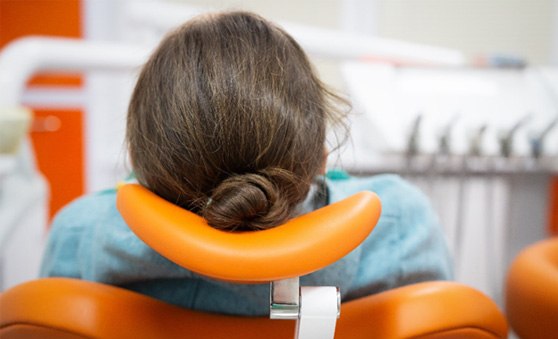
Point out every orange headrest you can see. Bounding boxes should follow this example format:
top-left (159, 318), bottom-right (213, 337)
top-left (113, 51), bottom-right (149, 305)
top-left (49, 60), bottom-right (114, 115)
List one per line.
top-left (117, 184), bottom-right (381, 282)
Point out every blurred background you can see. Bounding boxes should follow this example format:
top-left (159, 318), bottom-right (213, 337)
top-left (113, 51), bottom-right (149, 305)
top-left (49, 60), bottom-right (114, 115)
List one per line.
top-left (1, 0), bottom-right (557, 317)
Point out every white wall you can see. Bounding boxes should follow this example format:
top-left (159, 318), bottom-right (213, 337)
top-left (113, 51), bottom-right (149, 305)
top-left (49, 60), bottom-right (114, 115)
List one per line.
top-left (372, 0), bottom-right (554, 65)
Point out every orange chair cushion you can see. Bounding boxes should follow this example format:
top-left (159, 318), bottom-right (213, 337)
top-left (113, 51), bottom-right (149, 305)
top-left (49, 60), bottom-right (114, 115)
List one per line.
top-left (0, 278), bottom-right (507, 339)
top-left (116, 184), bottom-right (382, 282)
top-left (506, 237), bottom-right (558, 339)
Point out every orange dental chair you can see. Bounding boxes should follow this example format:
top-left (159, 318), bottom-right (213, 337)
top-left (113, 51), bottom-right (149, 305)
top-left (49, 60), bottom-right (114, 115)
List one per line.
top-left (506, 237), bottom-right (558, 339)
top-left (1, 184), bottom-right (507, 338)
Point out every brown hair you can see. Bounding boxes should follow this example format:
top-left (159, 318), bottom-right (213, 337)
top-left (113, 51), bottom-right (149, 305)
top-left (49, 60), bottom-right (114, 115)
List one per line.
top-left (127, 11), bottom-right (348, 231)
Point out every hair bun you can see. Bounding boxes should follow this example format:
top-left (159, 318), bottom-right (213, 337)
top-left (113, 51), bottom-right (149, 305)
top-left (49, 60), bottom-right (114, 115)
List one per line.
top-left (202, 168), bottom-right (298, 231)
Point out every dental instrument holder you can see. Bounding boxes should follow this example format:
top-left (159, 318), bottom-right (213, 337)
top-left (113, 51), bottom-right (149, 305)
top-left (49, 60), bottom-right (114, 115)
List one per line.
top-left (270, 277), bottom-right (340, 339)
top-left (407, 114), bottom-right (422, 158)
top-left (531, 116), bottom-right (558, 159)
top-left (499, 114), bottom-right (531, 158)
top-left (470, 125), bottom-right (488, 157)
top-left (439, 114), bottom-right (460, 157)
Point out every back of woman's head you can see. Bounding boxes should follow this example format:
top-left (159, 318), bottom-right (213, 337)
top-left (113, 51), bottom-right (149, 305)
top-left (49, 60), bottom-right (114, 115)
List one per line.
top-left (127, 11), bottom-right (347, 231)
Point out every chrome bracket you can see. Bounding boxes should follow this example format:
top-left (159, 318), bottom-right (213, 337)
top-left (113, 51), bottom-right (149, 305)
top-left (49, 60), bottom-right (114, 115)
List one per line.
top-left (270, 277), bottom-right (300, 320)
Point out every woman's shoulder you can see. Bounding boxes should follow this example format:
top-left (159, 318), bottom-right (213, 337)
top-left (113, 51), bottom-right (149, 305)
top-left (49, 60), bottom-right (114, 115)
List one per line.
top-left (41, 188), bottom-right (120, 278)
top-left (50, 188), bottom-right (119, 231)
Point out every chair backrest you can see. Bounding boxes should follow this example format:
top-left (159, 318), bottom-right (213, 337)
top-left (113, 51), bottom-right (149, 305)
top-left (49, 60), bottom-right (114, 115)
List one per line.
top-left (1, 278), bottom-right (508, 339)
top-left (506, 237), bottom-right (558, 339)
top-left (0, 183), bottom-right (509, 338)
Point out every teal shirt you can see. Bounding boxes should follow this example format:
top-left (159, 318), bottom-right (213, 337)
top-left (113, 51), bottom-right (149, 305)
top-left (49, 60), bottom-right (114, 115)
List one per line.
top-left (40, 173), bottom-right (452, 316)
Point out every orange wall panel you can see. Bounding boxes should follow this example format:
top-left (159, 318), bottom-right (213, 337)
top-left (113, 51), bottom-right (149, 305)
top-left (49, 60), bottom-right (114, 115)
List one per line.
top-left (30, 109), bottom-right (85, 218)
top-left (1, 0), bottom-right (84, 219)
top-left (0, 0), bottom-right (82, 86)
